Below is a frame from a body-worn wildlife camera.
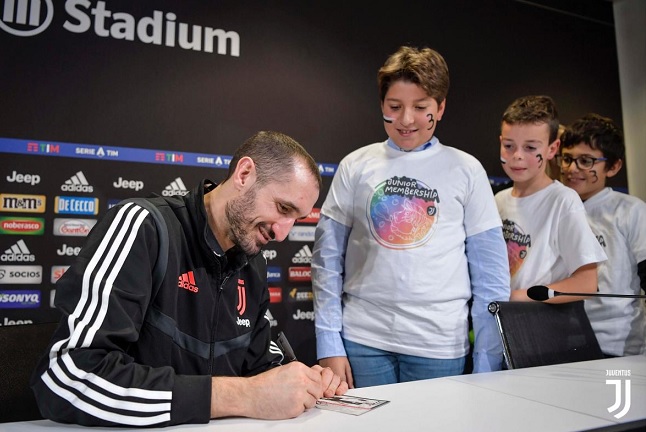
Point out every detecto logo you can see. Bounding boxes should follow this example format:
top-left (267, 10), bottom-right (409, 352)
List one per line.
top-left (0, 0), bottom-right (240, 56)
top-left (55, 196), bottom-right (99, 215)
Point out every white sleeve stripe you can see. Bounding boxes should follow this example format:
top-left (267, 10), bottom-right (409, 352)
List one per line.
top-left (50, 358), bottom-right (172, 410)
top-left (59, 352), bottom-right (172, 400)
top-left (41, 373), bottom-right (171, 426)
top-left (44, 203), bottom-right (172, 422)
top-left (83, 209), bottom-right (150, 347)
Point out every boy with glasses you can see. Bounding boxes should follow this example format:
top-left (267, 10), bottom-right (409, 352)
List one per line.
top-left (560, 113), bottom-right (646, 356)
top-left (494, 95), bottom-right (606, 302)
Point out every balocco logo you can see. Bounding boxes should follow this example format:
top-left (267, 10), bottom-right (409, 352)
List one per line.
top-left (0, 0), bottom-right (240, 56)
top-left (0, 0), bottom-right (54, 37)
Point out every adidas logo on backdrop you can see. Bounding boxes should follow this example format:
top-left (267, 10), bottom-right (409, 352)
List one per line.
top-left (1, 239), bottom-right (36, 262)
top-left (291, 245), bottom-right (313, 264)
top-left (61, 171), bottom-right (94, 193)
top-left (162, 177), bottom-right (189, 196)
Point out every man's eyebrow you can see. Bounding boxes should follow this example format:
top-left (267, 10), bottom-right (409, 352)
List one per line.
top-left (278, 199), bottom-right (306, 218)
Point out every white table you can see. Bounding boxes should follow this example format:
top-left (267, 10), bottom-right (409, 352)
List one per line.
top-left (1, 356), bottom-right (644, 432)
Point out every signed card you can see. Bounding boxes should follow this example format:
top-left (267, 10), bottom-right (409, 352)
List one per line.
top-left (315, 395), bottom-right (390, 416)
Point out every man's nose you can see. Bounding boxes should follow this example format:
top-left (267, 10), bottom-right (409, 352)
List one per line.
top-left (271, 218), bottom-right (296, 242)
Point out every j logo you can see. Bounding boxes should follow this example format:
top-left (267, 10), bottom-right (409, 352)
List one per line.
top-left (606, 379), bottom-right (631, 419)
top-left (236, 279), bottom-right (246, 315)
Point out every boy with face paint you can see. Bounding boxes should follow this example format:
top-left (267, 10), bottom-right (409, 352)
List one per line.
top-left (560, 114), bottom-right (646, 356)
top-left (312, 46), bottom-right (510, 388)
top-left (495, 96), bottom-right (606, 302)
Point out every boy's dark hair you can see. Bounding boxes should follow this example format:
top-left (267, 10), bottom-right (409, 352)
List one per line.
top-left (377, 46), bottom-right (449, 105)
top-left (501, 95), bottom-right (560, 143)
top-left (560, 113), bottom-right (624, 170)
top-left (225, 131), bottom-right (322, 190)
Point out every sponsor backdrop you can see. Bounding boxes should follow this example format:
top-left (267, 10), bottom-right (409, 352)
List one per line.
top-left (0, 0), bottom-right (621, 365)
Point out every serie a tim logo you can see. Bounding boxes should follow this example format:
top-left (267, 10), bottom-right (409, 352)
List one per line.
top-left (606, 369), bottom-right (631, 419)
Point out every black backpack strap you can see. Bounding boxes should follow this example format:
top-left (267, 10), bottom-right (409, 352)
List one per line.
top-left (120, 198), bottom-right (169, 293)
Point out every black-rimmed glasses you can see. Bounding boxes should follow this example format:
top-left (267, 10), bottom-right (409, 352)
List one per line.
top-left (557, 154), bottom-right (607, 170)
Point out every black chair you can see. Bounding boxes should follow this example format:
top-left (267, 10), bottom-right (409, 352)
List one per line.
top-left (488, 301), bottom-right (604, 370)
top-left (0, 321), bottom-right (58, 423)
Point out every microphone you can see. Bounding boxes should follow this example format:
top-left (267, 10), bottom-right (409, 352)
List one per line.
top-left (527, 285), bottom-right (646, 302)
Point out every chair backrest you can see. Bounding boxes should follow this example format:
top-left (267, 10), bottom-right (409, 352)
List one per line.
top-left (0, 321), bottom-right (58, 423)
top-left (488, 301), bottom-right (604, 370)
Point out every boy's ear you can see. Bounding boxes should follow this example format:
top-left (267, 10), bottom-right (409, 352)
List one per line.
top-left (606, 158), bottom-right (623, 178)
top-left (547, 139), bottom-right (560, 160)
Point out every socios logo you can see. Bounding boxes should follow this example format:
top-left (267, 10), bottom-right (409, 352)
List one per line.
top-left (0, 0), bottom-right (54, 37)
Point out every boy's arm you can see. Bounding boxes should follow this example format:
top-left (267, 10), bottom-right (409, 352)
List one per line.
top-left (510, 263), bottom-right (598, 303)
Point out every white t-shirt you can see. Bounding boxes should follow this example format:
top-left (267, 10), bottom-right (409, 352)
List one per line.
top-left (321, 140), bottom-right (502, 358)
top-left (582, 187), bottom-right (646, 356)
top-left (495, 181), bottom-right (606, 291)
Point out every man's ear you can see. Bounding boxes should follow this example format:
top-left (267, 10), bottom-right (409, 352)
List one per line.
top-left (606, 158), bottom-right (623, 178)
top-left (233, 156), bottom-right (257, 191)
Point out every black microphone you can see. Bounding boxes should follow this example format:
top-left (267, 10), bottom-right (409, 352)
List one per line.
top-left (527, 285), bottom-right (646, 302)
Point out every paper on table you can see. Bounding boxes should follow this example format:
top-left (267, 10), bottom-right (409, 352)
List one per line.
top-left (315, 395), bottom-right (390, 416)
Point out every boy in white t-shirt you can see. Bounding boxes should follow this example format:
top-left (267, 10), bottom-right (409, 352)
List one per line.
top-left (494, 96), bottom-right (606, 302)
top-left (560, 114), bottom-right (646, 356)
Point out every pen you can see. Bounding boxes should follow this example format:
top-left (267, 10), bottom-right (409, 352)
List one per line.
top-left (276, 331), bottom-right (298, 363)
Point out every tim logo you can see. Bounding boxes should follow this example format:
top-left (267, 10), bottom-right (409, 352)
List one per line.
top-left (0, 0), bottom-right (54, 37)
top-left (606, 369), bottom-right (631, 419)
top-left (236, 279), bottom-right (246, 315)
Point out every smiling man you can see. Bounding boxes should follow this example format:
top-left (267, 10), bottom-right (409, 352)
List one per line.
top-left (31, 131), bottom-right (347, 427)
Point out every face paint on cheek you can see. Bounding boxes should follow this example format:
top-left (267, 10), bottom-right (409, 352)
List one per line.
top-left (427, 114), bottom-right (435, 130)
top-left (500, 157), bottom-right (507, 165)
top-left (383, 115), bottom-right (394, 124)
top-left (589, 170), bottom-right (599, 183)
top-left (536, 154), bottom-right (544, 167)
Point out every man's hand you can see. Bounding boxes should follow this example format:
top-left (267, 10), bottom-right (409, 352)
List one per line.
top-left (210, 361), bottom-right (346, 420)
top-left (311, 364), bottom-right (349, 397)
top-left (320, 356), bottom-right (354, 389)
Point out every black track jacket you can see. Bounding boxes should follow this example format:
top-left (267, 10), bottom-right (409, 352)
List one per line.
top-left (30, 180), bottom-right (282, 426)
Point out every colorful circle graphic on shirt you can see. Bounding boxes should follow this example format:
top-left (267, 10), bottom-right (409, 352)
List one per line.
top-left (367, 176), bottom-right (439, 249)
top-left (502, 219), bottom-right (531, 276)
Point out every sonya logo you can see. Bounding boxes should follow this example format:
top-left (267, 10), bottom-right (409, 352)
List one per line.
top-left (0, 290), bottom-right (41, 308)
top-left (61, 171), bottom-right (94, 193)
top-left (0, 194), bottom-right (46, 213)
top-left (0, 217), bottom-right (45, 235)
top-left (606, 369), bottom-right (631, 419)
top-left (236, 279), bottom-right (246, 315)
